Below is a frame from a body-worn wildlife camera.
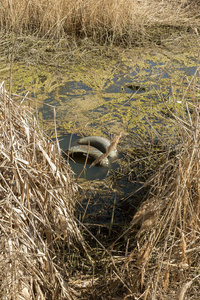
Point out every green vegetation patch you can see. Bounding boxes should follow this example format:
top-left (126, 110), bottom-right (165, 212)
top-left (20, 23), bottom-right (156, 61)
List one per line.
top-left (0, 33), bottom-right (199, 142)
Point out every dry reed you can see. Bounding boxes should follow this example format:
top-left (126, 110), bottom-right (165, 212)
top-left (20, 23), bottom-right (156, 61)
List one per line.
top-left (90, 131), bottom-right (122, 167)
top-left (0, 0), bottom-right (199, 45)
top-left (116, 78), bottom-right (200, 298)
top-left (0, 82), bottom-right (85, 299)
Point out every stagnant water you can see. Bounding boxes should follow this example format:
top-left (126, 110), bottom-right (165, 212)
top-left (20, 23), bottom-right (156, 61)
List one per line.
top-left (4, 49), bottom-right (198, 226)
top-left (5, 49), bottom-right (198, 181)
top-left (43, 62), bottom-right (198, 180)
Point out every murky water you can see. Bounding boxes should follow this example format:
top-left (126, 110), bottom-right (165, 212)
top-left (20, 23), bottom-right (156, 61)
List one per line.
top-left (40, 60), bottom-right (198, 179)
top-left (1, 47), bottom-right (198, 225)
top-left (1, 49), bottom-right (198, 180)
top-left (46, 62), bottom-right (198, 180)
top-left (49, 72), bottom-right (149, 179)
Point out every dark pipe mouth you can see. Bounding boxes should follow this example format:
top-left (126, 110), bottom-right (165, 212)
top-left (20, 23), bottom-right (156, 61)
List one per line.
top-left (62, 136), bottom-right (120, 168)
top-left (61, 135), bottom-right (121, 180)
top-left (69, 151), bottom-right (94, 161)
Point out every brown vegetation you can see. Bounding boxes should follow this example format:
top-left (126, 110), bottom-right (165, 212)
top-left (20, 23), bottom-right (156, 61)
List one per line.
top-left (0, 0), bottom-right (199, 45)
top-left (1, 1), bottom-right (200, 299)
top-left (90, 131), bottom-right (122, 167)
top-left (0, 82), bottom-right (86, 299)
top-left (107, 77), bottom-right (200, 298)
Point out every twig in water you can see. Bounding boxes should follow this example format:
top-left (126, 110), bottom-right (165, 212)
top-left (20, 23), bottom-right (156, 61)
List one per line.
top-left (109, 192), bottom-right (117, 236)
top-left (90, 131), bottom-right (122, 168)
top-left (77, 142), bottom-right (91, 179)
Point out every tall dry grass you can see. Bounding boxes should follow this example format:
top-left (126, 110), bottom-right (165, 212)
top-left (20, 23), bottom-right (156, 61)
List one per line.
top-left (0, 0), bottom-right (198, 44)
top-left (0, 82), bottom-right (87, 299)
top-left (110, 73), bottom-right (200, 298)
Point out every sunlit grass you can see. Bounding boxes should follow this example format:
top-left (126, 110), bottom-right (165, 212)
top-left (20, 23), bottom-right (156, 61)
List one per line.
top-left (0, 0), bottom-right (198, 45)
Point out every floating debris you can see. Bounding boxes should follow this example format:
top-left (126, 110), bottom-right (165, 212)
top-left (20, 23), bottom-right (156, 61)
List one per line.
top-left (90, 132), bottom-right (122, 168)
top-left (68, 144), bottom-right (109, 166)
top-left (78, 135), bottom-right (118, 158)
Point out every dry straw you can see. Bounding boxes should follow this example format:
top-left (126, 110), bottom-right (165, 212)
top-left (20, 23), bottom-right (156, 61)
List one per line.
top-left (90, 131), bottom-right (122, 167)
top-left (1, 0), bottom-right (199, 44)
top-left (121, 79), bottom-right (200, 297)
top-left (0, 82), bottom-right (85, 299)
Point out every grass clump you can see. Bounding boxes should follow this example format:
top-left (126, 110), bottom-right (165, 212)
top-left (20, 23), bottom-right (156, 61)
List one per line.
top-left (0, 0), bottom-right (199, 45)
top-left (0, 82), bottom-right (86, 299)
top-left (105, 78), bottom-right (200, 298)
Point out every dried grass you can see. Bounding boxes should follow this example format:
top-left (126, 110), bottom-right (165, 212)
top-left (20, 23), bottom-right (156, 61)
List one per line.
top-left (119, 77), bottom-right (200, 298)
top-left (90, 131), bottom-right (122, 167)
top-left (0, 0), bottom-right (199, 45)
top-left (0, 82), bottom-right (85, 299)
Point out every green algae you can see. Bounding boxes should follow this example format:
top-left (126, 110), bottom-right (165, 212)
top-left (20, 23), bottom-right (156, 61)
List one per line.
top-left (0, 34), bottom-right (199, 143)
